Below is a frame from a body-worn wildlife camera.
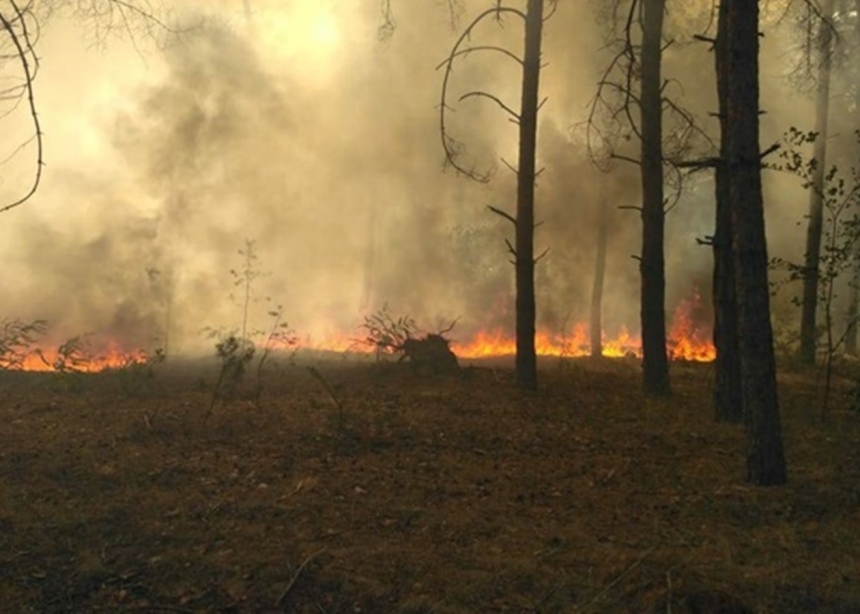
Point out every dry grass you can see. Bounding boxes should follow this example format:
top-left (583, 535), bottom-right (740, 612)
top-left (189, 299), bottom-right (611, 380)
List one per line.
top-left (0, 355), bottom-right (858, 613)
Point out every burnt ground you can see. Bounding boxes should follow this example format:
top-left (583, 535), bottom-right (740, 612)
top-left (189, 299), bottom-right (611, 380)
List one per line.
top-left (0, 355), bottom-right (859, 613)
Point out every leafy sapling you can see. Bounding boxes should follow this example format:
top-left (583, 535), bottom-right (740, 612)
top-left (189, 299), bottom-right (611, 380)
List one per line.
top-left (230, 239), bottom-right (267, 344)
top-left (254, 304), bottom-right (298, 403)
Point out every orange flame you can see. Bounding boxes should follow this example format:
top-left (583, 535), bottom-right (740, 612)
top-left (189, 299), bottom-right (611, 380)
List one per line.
top-left (451, 288), bottom-right (715, 361)
top-left (18, 341), bottom-right (148, 373)
top-left (667, 287), bottom-right (716, 361)
top-left (450, 324), bottom-right (641, 359)
top-left (11, 289), bottom-right (716, 371)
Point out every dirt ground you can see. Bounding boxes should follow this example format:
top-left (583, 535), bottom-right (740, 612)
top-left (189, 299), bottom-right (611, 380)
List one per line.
top-left (1, 354), bottom-right (859, 613)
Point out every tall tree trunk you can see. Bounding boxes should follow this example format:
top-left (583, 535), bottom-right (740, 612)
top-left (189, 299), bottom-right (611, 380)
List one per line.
top-left (361, 198), bottom-right (378, 311)
top-left (721, 0), bottom-right (787, 485)
top-left (713, 1), bottom-right (743, 423)
top-left (514, 0), bottom-right (543, 390)
top-left (640, 0), bottom-right (670, 397)
top-left (799, 0), bottom-right (835, 364)
top-left (845, 0), bottom-right (860, 356)
top-left (591, 190), bottom-right (609, 357)
top-left (846, 265), bottom-right (859, 355)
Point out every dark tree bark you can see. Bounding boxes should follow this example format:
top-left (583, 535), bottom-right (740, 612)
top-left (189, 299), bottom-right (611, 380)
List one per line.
top-left (799, 0), bottom-right (835, 365)
top-left (514, 0), bottom-right (543, 390)
top-left (437, 2), bottom-right (546, 390)
top-left (720, 0), bottom-right (787, 485)
top-left (713, 2), bottom-right (743, 423)
top-left (640, 0), bottom-right (670, 397)
top-left (846, 268), bottom-right (859, 355)
top-left (591, 190), bottom-right (609, 358)
top-left (845, 0), bottom-right (860, 356)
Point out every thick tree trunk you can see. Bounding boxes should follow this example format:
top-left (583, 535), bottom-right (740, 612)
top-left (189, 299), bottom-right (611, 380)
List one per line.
top-left (591, 191), bottom-right (608, 357)
top-left (721, 0), bottom-right (787, 485)
top-left (799, 0), bottom-right (835, 364)
top-left (640, 0), bottom-right (670, 397)
top-left (713, 1), bottom-right (743, 423)
top-left (515, 0), bottom-right (543, 390)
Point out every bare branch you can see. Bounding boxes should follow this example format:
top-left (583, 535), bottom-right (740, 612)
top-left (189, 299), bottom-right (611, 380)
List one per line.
top-left (487, 204), bottom-right (517, 226)
top-left (500, 157), bottom-right (518, 174)
top-left (534, 246), bottom-right (550, 264)
top-left (583, 0), bottom-right (717, 189)
top-left (544, 0), bottom-right (559, 22)
top-left (437, 5), bottom-right (526, 182)
top-left (611, 153), bottom-right (642, 166)
top-left (459, 90), bottom-right (520, 120)
top-left (693, 33), bottom-right (716, 46)
top-left (1, 0), bottom-right (182, 214)
top-left (435, 44), bottom-right (523, 68)
top-left (760, 142), bottom-right (780, 159)
top-left (0, 0), bottom-right (43, 214)
top-left (676, 157), bottom-right (720, 170)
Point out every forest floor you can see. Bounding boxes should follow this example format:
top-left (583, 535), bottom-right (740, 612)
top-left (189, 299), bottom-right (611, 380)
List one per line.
top-left (1, 353), bottom-right (859, 613)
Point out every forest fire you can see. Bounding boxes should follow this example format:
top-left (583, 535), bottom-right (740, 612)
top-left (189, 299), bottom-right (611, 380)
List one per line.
top-left (8, 323), bottom-right (714, 373)
top-left (451, 288), bottom-right (715, 361)
top-left (667, 288), bottom-right (717, 362)
top-left (16, 340), bottom-right (149, 373)
top-left (449, 324), bottom-right (640, 359)
top-left (5, 289), bottom-right (715, 372)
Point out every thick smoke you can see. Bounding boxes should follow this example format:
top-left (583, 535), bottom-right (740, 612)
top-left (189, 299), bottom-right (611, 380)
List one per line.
top-left (0, 0), bottom-right (831, 356)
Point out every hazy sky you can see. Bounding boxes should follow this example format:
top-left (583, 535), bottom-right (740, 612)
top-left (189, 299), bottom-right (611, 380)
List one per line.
top-left (0, 0), bottom-right (826, 354)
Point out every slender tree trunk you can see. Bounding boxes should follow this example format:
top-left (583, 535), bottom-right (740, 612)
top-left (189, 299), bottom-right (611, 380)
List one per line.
top-left (713, 1), bottom-right (743, 423)
top-left (721, 0), bottom-right (787, 485)
top-left (845, 0), bottom-right (860, 356)
top-left (242, 274), bottom-right (250, 341)
top-left (164, 278), bottom-right (172, 360)
top-left (591, 191), bottom-right (609, 358)
top-left (846, 269), bottom-right (859, 355)
top-left (799, 0), bottom-right (835, 364)
top-left (640, 0), bottom-right (670, 396)
top-left (361, 198), bottom-right (378, 311)
top-left (514, 0), bottom-right (543, 391)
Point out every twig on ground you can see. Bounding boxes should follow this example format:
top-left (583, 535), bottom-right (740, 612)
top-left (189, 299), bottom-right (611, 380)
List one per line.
top-left (307, 366), bottom-right (346, 422)
top-left (275, 549), bottom-right (326, 608)
top-left (575, 544), bottom-right (658, 612)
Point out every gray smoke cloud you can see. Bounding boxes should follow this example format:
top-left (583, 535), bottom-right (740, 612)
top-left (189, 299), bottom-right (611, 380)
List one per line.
top-left (0, 0), bottom-right (830, 356)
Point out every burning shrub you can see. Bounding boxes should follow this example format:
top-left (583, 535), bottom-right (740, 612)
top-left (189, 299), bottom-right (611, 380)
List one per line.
top-left (46, 334), bottom-right (100, 373)
top-left (0, 318), bottom-right (48, 370)
top-left (362, 304), bottom-right (417, 356)
top-left (361, 305), bottom-right (459, 374)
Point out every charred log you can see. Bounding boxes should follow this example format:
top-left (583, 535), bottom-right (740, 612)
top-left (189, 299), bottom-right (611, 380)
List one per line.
top-left (400, 334), bottom-right (460, 375)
